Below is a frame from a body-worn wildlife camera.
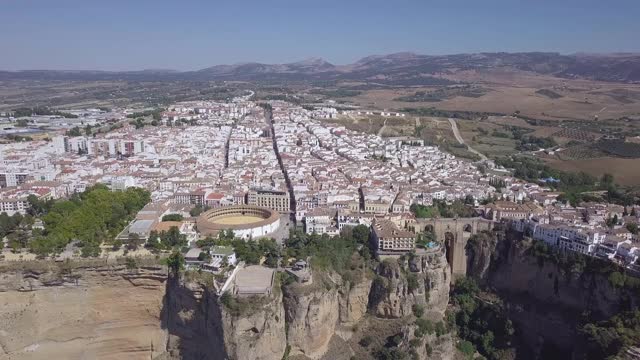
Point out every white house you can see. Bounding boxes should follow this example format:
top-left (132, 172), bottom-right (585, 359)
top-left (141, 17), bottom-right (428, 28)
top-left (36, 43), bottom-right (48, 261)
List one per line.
top-left (210, 246), bottom-right (237, 266)
top-left (616, 242), bottom-right (640, 264)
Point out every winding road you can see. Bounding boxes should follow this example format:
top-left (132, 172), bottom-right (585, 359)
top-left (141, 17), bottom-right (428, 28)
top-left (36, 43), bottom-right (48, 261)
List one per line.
top-left (448, 118), bottom-right (488, 161)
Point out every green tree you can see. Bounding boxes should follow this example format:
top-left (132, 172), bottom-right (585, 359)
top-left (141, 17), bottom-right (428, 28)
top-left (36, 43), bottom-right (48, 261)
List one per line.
top-left (125, 257), bottom-right (138, 270)
top-left (81, 242), bottom-right (101, 257)
top-left (30, 185), bottom-right (150, 256)
top-left (126, 233), bottom-right (142, 250)
top-left (67, 126), bottom-right (82, 137)
top-left (352, 224), bottom-right (370, 244)
top-left (601, 173), bottom-right (614, 186)
top-left (457, 340), bottom-right (476, 359)
top-left (189, 205), bottom-right (204, 217)
top-left (112, 239), bottom-right (123, 251)
top-left (166, 251), bottom-right (185, 273)
top-left (162, 213), bottom-right (184, 222)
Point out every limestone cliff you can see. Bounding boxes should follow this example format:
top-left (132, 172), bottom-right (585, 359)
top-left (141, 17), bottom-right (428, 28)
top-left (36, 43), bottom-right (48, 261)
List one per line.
top-left (401, 322), bottom-right (455, 360)
top-left (466, 232), bottom-right (640, 357)
top-left (488, 238), bottom-right (634, 319)
top-left (0, 263), bottom-right (169, 360)
top-left (465, 231), bottom-right (498, 283)
top-left (164, 275), bottom-right (286, 360)
top-left (370, 250), bottom-right (451, 319)
top-left (415, 251), bottom-right (451, 314)
top-left (283, 274), bottom-right (340, 359)
top-left (0, 249), bottom-right (453, 360)
top-left (220, 291), bottom-right (287, 360)
top-left (338, 273), bottom-right (372, 326)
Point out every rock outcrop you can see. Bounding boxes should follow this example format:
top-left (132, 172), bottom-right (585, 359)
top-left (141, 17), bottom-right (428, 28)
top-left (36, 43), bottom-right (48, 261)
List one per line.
top-left (465, 231), bottom-right (498, 283)
top-left (488, 237), bottom-right (635, 319)
top-left (417, 251), bottom-right (451, 314)
top-left (370, 250), bottom-right (451, 319)
top-left (220, 291), bottom-right (287, 360)
top-left (338, 273), bottom-right (372, 326)
top-left (164, 275), bottom-right (286, 360)
top-left (401, 322), bottom-right (455, 360)
top-left (284, 275), bottom-right (340, 359)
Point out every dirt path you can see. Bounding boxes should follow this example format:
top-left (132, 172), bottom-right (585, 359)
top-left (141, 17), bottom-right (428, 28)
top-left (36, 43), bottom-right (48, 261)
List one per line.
top-left (448, 118), bottom-right (488, 161)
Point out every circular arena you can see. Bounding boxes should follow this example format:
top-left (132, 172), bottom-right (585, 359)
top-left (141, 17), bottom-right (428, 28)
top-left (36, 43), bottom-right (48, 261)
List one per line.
top-left (196, 205), bottom-right (280, 239)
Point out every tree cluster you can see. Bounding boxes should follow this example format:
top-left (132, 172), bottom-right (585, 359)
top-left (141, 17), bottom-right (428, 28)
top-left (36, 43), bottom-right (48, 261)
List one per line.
top-left (284, 225), bottom-right (371, 275)
top-left (29, 185), bottom-right (150, 257)
top-left (145, 227), bottom-right (187, 251)
top-left (12, 107), bottom-right (78, 118)
top-left (161, 213), bottom-right (184, 222)
top-left (450, 278), bottom-right (515, 360)
top-left (581, 310), bottom-right (640, 360)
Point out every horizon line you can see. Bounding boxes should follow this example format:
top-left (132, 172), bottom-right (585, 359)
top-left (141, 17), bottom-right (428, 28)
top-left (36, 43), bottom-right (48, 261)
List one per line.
top-left (3, 50), bottom-right (640, 73)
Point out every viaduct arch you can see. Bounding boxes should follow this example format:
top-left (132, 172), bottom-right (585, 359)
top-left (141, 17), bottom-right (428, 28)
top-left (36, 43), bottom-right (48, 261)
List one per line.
top-left (413, 217), bottom-right (493, 278)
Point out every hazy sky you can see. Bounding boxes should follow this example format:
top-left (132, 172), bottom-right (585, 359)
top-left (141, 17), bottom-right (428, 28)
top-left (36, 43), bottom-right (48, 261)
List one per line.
top-left (2, 0), bottom-right (639, 71)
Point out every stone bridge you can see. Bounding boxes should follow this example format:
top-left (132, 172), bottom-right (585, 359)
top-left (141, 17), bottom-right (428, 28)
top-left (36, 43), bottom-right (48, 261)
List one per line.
top-left (413, 217), bottom-right (494, 278)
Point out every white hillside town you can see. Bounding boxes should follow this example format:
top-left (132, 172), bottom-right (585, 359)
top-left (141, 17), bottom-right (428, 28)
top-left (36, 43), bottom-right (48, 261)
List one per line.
top-left (0, 95), bottom-right (638, 278)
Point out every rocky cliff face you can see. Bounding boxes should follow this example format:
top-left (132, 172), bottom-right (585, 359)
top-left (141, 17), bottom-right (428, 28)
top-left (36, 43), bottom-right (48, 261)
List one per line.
top-left (220, 291), bottom-right (286, 360)
top-left (0, 264), bottom-right (169, 360)
top-left (163, 275), bottom-right (286, 360)
top-left (466, 232), bottom-right (640, 357)
top-left (284, 275), bottom-right (340, 359)
top-left (416, 251), bottom-right (451, 314)
top-left (488, 238), bottom-right (633, 319)
top-left (0, 249), bottom-right (453, 360)
top-left (338, 274), bottom-right (372, 326)
top-left (465, 231), bottom-right (498, 283)
top-left (370, 251), bottom-right (451, 319)
top-left (401, 323), bottom-right (455, 360)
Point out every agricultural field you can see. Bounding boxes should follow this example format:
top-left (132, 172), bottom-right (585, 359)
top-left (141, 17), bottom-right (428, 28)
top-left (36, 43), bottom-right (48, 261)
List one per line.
top-left (596, 140), bottom-right (640, 158)
top-left (545, 157), bottom-right (640, 186)
top-left (455, 119), bottom-right (521, 158)
top-left (346, 70), bottom-right (640, 122)
top-left (554, 144), bottom-right (607, 160)
top-left (551, 128), bottom-right (602, 141)
top-left (394, 85), bottom-right (489, 102)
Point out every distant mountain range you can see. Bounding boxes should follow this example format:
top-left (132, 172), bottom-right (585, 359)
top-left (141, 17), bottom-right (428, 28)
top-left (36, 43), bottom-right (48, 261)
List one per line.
top-left (2, 52), bottom-right (640, 83)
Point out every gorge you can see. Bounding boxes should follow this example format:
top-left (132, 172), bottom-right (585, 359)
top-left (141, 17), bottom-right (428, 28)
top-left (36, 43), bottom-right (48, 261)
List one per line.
top-left (0, 226), bottom-right (638, 360)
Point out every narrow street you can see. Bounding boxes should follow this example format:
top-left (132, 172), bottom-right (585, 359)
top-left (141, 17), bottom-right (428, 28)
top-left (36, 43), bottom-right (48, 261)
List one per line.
top-left (265, 106), bottom-right (297, 225)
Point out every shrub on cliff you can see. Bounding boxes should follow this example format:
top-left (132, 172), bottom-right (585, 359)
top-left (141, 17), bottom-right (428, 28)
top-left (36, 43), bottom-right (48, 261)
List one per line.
top-left (581, 310), bottom-right (640, 359)
top-left (457, 340), bottom-right (476, 359)
top-left (412, 304), bottom-right (424, 318)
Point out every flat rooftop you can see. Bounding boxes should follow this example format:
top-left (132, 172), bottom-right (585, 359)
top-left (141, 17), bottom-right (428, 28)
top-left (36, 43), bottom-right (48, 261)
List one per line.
top-left (234, 265), bottom-right (274, 295)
